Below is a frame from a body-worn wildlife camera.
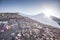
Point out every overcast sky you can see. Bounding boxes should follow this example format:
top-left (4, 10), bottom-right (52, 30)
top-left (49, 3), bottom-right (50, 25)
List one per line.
top-left (0, 0), bottom-right (60, 17)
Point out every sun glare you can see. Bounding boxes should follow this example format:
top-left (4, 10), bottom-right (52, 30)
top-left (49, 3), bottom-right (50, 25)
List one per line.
top-left (41, 6), bottom-right (55, 18)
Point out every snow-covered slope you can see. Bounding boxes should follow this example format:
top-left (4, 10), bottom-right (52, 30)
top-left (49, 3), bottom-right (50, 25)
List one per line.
top-left (29, 13), bottom-right (60, 28)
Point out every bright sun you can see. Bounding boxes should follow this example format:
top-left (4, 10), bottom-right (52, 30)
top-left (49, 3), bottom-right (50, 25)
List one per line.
top-left (41, 6), bottom-right (55, 18)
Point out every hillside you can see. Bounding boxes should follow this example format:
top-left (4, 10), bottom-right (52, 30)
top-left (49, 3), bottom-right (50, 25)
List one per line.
top-left (0, 13), bottom-right (60, 40)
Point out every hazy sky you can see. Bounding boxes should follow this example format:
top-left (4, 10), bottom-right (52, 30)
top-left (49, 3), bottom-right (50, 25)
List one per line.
top-left (0, 0), bottom-right (60, 17)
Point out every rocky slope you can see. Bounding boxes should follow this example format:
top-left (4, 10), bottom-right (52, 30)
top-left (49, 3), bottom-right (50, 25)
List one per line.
top-left (0, 13), bottom-right (60, 40)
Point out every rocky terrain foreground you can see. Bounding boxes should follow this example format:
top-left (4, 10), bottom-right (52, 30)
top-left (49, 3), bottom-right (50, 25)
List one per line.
top-left (0, 13), bottom-right (60, 40)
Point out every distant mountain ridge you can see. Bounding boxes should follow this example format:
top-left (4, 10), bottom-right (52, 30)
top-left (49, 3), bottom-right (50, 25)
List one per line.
top-left (51, 16), bottom-right (60, 25)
